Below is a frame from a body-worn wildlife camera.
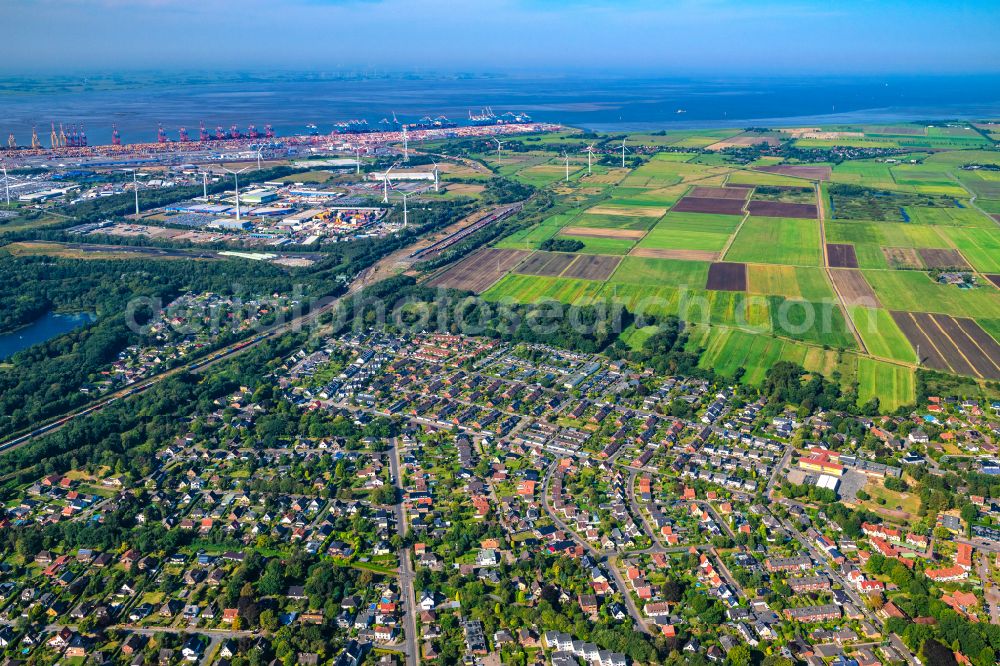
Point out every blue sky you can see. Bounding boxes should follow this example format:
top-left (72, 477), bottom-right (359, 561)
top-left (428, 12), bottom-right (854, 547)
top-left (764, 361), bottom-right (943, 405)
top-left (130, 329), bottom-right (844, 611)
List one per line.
top-left (4, 0), bottom-right (998, 75)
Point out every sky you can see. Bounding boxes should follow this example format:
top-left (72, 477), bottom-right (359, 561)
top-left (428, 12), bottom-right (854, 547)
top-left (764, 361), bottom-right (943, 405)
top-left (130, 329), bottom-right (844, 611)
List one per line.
top-left (3, 0), bottom-right (999, 76)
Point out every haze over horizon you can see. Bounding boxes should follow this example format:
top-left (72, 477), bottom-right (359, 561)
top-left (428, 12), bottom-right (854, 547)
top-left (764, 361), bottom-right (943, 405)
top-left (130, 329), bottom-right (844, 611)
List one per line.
top-left (4, 0), bottom-right (999, 77)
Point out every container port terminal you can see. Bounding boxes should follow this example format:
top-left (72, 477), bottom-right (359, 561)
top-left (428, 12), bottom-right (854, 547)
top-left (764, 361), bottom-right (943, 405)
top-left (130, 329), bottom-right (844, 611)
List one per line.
top-left (0, 114), bottom-right (559, 169)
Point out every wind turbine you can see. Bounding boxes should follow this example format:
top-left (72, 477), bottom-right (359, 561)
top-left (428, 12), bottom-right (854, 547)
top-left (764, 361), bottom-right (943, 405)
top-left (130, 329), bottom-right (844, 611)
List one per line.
top-left (621, 138), bottom-right (629, 168)
top-left (400, 189), bottom-right (411, 227)
top-left (382, 162), bottom-right (396, 204)
top-left (432, 161), bottom-right (440, 192)
top-left (222, 165), bottom-right (251, 221)
top-left (562, 151), bottom-right (570, 182)
top-left (255, 146), bottom-right (263, 170)
top-left (585, 144), bottom-right (595, 175)
top-left (1, 161), bottom-right (9, 206)
top-left (493, 137), bottom-right (503, 166)
top-left (355, 147), bottom-right (362, 174)
top-left (201, 171), bottom-right (208, 198)
top-left (127, 169), bottom-right (140, 217)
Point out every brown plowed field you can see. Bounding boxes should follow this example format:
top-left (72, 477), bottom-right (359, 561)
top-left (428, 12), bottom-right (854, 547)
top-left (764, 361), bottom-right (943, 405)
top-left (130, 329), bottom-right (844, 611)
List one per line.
top-left (672, 197), bottom-right (747, 215)
top-left (562, 254), bottom-right (622, 281)
top-left (986, 274), bottom-right (1000, 288)
top-left (917, 248), bottom-right (970, 270)
top-left (515, 251), bottom-right (578, 277)
top-left (426, 248), bottom-right (530, 293)
top-left (883, 247), bottom-right (924, 269)
top-left (560, 226), bottom-right (646, 240)
top-left (630, 247), bottom-right (720, 261)
top-left (827, 243), bottom-right (859, 268)
top-left (754, 165), bottom-right (832, 181)
top-left (891, 311), bottom-right (951, 372)
top-left (688, 186), bottom-right (749, 200)
top-left (830, 269), bottom-right (880, 307)
top-left (891, 311), bottom-right (1000, 379)
top-left (932, 315), bottom-right (1000, 379)
top-left (706, 262), bottom-right (747, 291)
top-left (746, 200), bottom-right (818, 219)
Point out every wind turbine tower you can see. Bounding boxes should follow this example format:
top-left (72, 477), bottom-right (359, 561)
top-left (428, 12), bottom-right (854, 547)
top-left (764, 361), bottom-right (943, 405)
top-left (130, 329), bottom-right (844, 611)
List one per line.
top-left (621, 139), bottom-right (629, 168)
top-left (382, 163), bottom-right (396, 204)
top-left (494, 137), bottom-right (503, 166)
top-left (563, 151), bottom-right (569, 182)
top-left (586, 144), bottom-right (595, 174)
top-left (1, 161), bottom-right (10, 206)
top-left (222, 166), bottom-right (251, 221)
top-left (131, 170), bottom-right (140, 217)
top-left (432, 162), bottom-right (440, 192)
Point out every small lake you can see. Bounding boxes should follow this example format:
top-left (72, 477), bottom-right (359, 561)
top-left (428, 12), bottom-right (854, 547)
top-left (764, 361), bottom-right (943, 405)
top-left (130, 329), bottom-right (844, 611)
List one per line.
top-left (0, 312), bottom-right (97, 360)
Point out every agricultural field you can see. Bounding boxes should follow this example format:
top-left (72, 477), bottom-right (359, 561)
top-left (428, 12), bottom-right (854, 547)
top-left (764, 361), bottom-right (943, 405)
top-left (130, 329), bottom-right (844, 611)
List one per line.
top-left (555, 234), bottom-right (637, 255)
top-left (425, 123), bottom-right (1000, 411)
top-left (724, 217), bottom-right (822, 266)
top-left (636, 212), bottom-right (742, 253)
top-left (747, 265), bottom-right (834, 301)
top-left (848, 306), bottom-right (916, 363)
top-left (942, 227), bottom-right (1000, 273)
top-left (855, 358), bottom-right (916, 414)
top-left (864, 270), bottom-right (1000, 319)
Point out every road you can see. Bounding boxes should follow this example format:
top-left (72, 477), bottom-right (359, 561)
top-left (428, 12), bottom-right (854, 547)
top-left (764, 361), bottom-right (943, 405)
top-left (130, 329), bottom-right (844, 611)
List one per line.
top-left (388, 439), bottom-right (420, 666)
top-left (977, 550), bottom-right (1000, 625)
top-left (0, 218), bottom-right (445, 460)
top-left (540, 461), bottom-right (651, 635)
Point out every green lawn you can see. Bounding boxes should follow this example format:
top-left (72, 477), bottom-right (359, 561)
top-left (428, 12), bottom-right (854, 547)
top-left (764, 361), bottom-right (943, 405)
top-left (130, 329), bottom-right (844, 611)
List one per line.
top-left (856, 357), bottom-right (916, 412)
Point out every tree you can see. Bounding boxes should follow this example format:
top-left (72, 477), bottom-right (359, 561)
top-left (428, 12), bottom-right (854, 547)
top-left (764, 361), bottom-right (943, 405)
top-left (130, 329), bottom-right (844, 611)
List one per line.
top-left (259, 609), bottom-right (279, 632)
top-left (921, 638), bottom-right (957, 666)
top-left (727, 644), bottom-right (752, 666)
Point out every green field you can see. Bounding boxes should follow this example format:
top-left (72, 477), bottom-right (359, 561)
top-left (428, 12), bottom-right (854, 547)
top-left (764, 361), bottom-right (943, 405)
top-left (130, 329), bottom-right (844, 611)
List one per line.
top-left (687, 325), bottom-right (845, 384)
top-left (724, 217), bottom-right (822, 266)
top-left (824, 220), bottom-right (950, 249)
top-left (863, 270), bottom-right (1000, 318)
top-left (494, 212), bottom-right (573, 249)
top-left (903, 205), bottom-right (994, 227)
top-left (481, 274), bottom-right (605, 305)
top-left (570, 212), bottom-right (661, 231)
top-left (856, 357), bottom-right (916, 412)
top-left (941, 227), bottom-right (1000, 273)
top-left (472, 123), bottom-right (1000, 412)
top-left (555, 235), bottom-right (636, 255)
top-left (609, 256), bottom-right (710, 287)
top-left (747, 265), bottom-right (834, 301)
top-left (768, 297), bottom-right (856, 349)
top-left (637, 212), bottom-right (742, 252)
top-left (848, 306), bottom-right (917, 363)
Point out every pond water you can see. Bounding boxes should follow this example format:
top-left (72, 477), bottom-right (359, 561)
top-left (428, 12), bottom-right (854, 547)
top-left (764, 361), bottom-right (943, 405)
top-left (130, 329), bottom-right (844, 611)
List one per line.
top-left (0, 311), bottom-right (96, 360)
